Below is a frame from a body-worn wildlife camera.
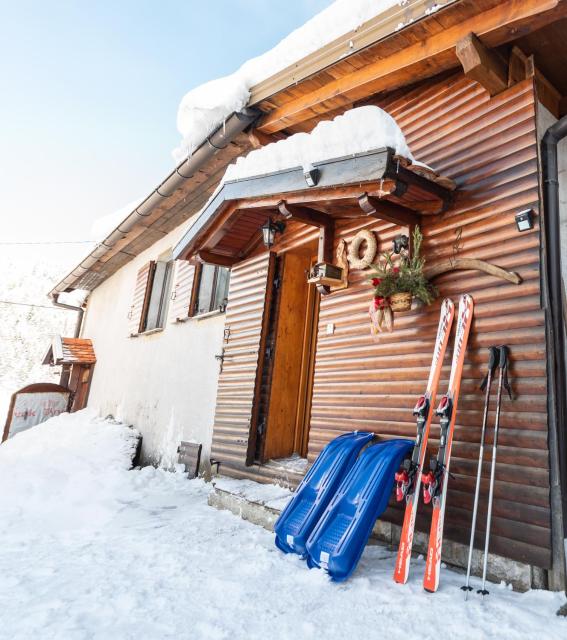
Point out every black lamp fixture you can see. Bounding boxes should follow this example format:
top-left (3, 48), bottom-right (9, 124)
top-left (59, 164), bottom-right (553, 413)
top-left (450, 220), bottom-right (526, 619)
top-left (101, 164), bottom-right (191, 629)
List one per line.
top-left (515, 208), bottom-right (534, 232)
top-left (392, 234), bottom-right (410, 254)
top-left (261, 218), bottom-right (286, 248)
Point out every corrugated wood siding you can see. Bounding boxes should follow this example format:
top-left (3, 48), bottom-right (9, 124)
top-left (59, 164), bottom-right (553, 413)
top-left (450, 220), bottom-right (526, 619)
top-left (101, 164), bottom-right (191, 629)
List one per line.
top-left (211, 75), bottom-right (550, 568)
top-left (308, 76), bottom-right (549, 568)
top-left (169, 259), bottom-right (195, 323)
top-left (210, 252), bottom-right (273, 466)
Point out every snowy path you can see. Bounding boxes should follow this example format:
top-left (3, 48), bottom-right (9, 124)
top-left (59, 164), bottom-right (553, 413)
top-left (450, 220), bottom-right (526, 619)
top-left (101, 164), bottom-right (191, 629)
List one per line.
top-left (0, 412), bottom-right (565, 639)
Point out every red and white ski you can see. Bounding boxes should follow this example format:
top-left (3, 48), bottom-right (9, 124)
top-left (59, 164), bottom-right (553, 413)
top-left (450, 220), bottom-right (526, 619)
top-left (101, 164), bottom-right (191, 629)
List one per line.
top-left (393, 298), bottom-right (455, 584)
top-left (422, 293), bottom-right (474, 593)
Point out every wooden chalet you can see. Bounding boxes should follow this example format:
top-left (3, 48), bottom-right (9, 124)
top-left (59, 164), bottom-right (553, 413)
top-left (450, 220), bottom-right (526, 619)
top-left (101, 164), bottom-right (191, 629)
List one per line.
top-left (50, 0), bottom-right (567, 589)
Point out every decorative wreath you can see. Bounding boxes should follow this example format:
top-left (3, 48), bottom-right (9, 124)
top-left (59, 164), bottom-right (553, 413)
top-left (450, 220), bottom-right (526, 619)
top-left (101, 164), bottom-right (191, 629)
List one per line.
top-left (347, 230), bottom-right (377, 270)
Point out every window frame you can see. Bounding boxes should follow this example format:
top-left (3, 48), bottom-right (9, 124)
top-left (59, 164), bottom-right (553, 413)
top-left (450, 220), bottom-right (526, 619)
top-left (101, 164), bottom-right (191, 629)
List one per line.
top-left (190, 263), bottom-right (231, 317)
top-left (140, 259), bottom-right (174, 332)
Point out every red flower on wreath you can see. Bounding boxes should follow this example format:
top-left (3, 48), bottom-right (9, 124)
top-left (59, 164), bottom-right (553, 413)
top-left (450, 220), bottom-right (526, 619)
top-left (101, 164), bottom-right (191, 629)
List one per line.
top-left (371, 278), bottom-right (381, 286)
top-left (373, 296), bottom-right (386, 310)
top-left (393, 266), bottom-right (400, 274)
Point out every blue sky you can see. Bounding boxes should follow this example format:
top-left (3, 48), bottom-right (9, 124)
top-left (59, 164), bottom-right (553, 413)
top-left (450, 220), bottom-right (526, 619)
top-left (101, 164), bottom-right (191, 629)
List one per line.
top-left (0, 0), bottom-right (331, 249)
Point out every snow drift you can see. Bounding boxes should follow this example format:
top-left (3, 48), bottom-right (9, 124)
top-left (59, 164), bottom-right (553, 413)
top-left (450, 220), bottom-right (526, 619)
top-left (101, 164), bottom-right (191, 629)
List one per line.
top-left (0, 409), bottom-right (139, 535)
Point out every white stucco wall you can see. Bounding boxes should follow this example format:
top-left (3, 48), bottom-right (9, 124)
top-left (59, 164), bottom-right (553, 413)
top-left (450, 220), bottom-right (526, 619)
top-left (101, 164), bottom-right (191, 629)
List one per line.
top-left (80, 222), bottom-right (226, 469)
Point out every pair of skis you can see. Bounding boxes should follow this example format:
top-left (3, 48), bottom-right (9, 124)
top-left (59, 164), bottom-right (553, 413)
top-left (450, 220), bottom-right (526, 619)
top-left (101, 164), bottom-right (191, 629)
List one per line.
top-left (393, 293), bottom-right (474, 592)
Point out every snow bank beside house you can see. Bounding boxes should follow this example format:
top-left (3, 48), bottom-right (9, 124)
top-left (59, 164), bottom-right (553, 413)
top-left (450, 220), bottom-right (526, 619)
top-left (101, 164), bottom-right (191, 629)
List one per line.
top-left (173, 0), bottom-right (409, 160)
top-left (0, 410), bottom-right (565, 639)
top-left (223, 105), bottom-right (415, 182)
top-left (0, 409), bottom-right (139, 535)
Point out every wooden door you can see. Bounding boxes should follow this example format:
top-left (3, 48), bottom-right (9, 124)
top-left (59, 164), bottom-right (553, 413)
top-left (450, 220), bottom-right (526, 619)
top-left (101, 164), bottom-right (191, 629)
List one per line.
top-left (260, 251), bottom-right (318, 461)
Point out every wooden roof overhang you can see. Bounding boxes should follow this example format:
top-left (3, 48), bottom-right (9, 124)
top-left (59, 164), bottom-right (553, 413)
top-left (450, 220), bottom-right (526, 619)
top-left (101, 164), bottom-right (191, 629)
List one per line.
top-left (43, 337), bottom-right (97, 366)
top-left (173, 147), bottom-right (456, 271)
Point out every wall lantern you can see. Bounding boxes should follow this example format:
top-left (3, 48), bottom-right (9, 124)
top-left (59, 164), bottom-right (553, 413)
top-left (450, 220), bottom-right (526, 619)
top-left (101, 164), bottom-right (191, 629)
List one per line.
top-left (261, 218), bottom-right (286, 248)
top-left (392, 234), bottom-right (409, 254)
top-left (515, 209), bottom-right (534, 232)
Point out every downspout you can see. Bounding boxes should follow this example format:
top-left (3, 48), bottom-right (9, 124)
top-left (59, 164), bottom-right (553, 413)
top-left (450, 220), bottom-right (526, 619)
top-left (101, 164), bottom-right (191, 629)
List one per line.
top-left (51, 293), bottom-right (87, 392)
top-left (52, 293), bottom-right (84, 338)
top-left (541, 115), bottom-right (567, 594)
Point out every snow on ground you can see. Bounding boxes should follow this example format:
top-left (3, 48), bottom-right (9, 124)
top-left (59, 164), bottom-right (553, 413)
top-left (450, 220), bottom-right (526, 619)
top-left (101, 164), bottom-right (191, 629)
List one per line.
top-left (173, 0), bottom-right (413, 160)
top-left (0, 410), bottom-right (565, 640)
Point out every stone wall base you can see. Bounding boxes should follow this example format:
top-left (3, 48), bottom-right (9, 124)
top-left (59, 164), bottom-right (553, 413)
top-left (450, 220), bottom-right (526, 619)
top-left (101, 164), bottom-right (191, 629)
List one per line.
top-left (208, 478), bottom-right (547, 592)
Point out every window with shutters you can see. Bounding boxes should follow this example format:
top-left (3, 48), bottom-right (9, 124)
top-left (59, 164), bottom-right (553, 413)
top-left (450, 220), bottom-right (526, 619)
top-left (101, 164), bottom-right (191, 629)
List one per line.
top-left (192, 264), bottom-right (230, 316)
top-left (141, 259), bottom-right (174, 332)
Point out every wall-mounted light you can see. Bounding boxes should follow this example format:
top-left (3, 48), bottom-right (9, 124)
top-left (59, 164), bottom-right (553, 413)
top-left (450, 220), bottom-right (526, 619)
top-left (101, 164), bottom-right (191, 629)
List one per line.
top-left (515, 209), bottom-right (534, 232)
top-left (303, 164), bottom-right (320, 187)
top-left (392, 234), bottom-right (409, 254)
top-left (261, 218), bottom-right (286, 248)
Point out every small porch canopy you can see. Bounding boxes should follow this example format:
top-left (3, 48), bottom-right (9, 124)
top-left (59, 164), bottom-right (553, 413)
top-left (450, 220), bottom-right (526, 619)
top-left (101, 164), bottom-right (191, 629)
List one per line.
top-left (173, 147), bottom-right (455, 267)
top-left (43, 337), bottom-right (97, 366)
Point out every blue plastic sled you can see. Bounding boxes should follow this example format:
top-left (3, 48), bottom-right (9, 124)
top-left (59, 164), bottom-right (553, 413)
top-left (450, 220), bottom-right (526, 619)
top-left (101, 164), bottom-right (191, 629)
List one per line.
top-left (306, 438), bottom-right (413, 581)
top-left (274, 431), bottom-right (374, 557)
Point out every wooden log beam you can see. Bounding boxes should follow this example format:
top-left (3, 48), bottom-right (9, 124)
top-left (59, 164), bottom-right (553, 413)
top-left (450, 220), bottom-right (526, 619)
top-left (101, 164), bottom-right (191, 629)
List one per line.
top-left (247, 129), bottom-right (286, 149)
top-left (316, 222), bottom-right (335, 296)
top-left (358, 194), bottom-right (419, 226)
top-left (277, 201), bottom-right (330, 227)
top-left (196, 250), bottom-right (238, 268)
top-left (257, 0), bottom-right (566, 133)
top-left (237, 180), bottom-right (398, 210)
top-left (456, 32), bottom-right (508, 96)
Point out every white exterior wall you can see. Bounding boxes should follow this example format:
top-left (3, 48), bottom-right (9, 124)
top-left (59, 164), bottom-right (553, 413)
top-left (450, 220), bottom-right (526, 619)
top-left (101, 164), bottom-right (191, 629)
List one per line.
top-left (537, 104), bottom-right (567, 287)
top-left (80, 222), bottom-right (225, 469)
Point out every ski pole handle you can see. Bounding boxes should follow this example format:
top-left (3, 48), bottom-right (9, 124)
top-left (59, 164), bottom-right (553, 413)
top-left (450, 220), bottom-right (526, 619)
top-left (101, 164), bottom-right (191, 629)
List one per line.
top-left (480, 346), bottom-right (499, 391)
top-left (488, 346), bottom-right (499, 371)
top-left (498, 345), bottom-right (509, 369)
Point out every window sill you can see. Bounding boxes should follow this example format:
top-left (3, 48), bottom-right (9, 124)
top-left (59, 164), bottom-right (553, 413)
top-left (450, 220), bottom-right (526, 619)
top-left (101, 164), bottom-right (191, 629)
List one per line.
top-left (190, 309), bottom-right (226, 322)
top-left (130, 327), bottom-right (164, 338)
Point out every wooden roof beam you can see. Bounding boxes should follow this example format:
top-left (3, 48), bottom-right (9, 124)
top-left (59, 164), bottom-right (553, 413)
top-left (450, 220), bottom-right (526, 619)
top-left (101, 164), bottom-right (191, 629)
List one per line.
top-left (196, 250), bottom-right (238, 268)
top-left (277, 201), bottom-right (330, 227)
top-left (456, 32), bottom-right (508, 96)
top-left (257, 0), bottom-right (567, 134)
top-left (358, 194), bottom-right (420, 227)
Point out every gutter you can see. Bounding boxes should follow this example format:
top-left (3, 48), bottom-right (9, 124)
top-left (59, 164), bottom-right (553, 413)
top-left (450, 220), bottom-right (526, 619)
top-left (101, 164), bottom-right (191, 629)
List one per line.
top-left (248, 0), bottom-right (458, 105)
top-left (541, 114), bottom-right (567, 592)
top-left (49, 108), bottom-right (260, 298)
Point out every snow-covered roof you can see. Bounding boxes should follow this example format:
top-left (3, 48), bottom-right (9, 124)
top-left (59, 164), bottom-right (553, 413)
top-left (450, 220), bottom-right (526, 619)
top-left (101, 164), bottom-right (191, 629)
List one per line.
top-left (173, 107), bottom-right (455, 261)
top-left (173, 0), bottom-right (414, 161)
top-left (51, 0), bottom-right (457, 297)
top-left (222, 106), bottom-right (416, 183)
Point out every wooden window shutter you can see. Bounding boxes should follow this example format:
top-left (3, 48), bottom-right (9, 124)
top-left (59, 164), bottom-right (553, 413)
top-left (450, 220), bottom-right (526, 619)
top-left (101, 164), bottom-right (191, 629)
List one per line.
top-left (169, 259), bottom-right (196, 323)
top-left (127, 261), bottom-right (155, 336)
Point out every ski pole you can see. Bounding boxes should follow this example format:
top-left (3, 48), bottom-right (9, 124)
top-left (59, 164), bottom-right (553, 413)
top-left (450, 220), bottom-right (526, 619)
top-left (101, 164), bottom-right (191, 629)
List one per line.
top-left (478, 345), bottom-right (512, 598)
top-left (462, 346), bottom-right (499, 600)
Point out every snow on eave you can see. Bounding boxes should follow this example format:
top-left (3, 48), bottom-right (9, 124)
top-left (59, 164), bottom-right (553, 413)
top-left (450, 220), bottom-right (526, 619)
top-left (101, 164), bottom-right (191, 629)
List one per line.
top-left (173, 0), bottom-right (458, 161)
top-left (248, 0), bottom-right (458, 105)
top-left (51, 1), bottom-right (457, 298)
